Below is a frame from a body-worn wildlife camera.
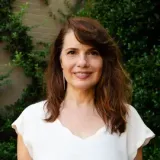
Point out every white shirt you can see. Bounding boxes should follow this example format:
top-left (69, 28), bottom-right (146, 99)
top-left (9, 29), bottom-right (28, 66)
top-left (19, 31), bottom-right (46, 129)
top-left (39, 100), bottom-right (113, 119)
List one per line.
top-left (12, 100), bottom-right (155, 160)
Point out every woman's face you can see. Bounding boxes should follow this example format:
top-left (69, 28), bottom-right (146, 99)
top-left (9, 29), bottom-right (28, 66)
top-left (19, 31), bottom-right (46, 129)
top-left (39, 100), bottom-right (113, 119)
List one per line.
top-left (60, 30), bottom-right (103, 90)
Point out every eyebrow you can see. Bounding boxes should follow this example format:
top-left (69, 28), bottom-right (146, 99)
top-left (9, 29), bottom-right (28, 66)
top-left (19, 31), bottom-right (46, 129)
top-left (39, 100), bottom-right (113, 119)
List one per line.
top-left (65, 47), bottom-right (96, 52)
top-left (65, 48), bottom-right (78, 51)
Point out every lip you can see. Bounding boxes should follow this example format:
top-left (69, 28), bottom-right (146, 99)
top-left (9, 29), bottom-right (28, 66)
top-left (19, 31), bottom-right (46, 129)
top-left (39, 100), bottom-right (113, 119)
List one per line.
top-left (73, 72), bottom-right (92, 80)
top-left (74, 71), bottom-right (92, 73)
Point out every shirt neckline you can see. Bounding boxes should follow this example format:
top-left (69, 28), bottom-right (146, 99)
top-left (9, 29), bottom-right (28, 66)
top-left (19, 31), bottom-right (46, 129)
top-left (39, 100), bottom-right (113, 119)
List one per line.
top-left (55, 119), bottom-right (107, 141)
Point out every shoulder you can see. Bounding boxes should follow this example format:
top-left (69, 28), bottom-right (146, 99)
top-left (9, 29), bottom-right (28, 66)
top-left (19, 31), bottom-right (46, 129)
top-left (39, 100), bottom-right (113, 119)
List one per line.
top-left (125, 103), bottom-right (147, 130)
top-left (125, 104), bottom-right (146, 126)
top-left (21, 100), bottom-right (48, 120)
top-left (11, 100), bottom-right (48, 136)
top-left (125, 104), bottom-right (155, 159)
top-left (126, 104), bottom-right (140, 118)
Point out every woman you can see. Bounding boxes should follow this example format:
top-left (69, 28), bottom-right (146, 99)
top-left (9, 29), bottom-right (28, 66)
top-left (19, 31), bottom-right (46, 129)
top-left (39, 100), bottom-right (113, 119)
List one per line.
top-left (12, 17), bottom-right (155, 160)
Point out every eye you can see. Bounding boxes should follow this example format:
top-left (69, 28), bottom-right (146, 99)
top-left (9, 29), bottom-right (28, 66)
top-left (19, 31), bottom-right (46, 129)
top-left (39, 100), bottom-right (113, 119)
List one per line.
top-left (89, 50), bottom-right (100, 56)
top-left (67, 50), bottom-right (76, 55)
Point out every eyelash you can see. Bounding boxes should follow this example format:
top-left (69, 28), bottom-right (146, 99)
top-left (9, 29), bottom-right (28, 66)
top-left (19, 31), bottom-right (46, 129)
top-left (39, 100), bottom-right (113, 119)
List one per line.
top-left (89, 50), bottom-right (99, 56)
top-left (67, 50), bottom-right (100, 56)
top-left (67, 50), bottom-right (76, 55)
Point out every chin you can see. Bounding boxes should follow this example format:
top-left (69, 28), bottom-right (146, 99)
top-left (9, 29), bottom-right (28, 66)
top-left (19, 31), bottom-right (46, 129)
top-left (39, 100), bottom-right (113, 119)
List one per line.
top-left (72, 82), bottom-right (96, 90)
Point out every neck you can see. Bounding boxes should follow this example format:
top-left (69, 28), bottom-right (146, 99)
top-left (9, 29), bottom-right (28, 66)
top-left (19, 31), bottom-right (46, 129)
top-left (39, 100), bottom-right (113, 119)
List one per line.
top-left (63, 86), bottom-right (95, 108)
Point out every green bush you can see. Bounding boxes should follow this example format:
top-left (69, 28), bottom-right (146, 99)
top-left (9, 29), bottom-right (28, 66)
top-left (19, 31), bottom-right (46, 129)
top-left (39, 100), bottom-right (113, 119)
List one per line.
top-left (0, 1), bottom-right (48, 159)
top-left (0, 70), bottom-right (11, 87)
top-left (0, 138), bottom-right (16, 160)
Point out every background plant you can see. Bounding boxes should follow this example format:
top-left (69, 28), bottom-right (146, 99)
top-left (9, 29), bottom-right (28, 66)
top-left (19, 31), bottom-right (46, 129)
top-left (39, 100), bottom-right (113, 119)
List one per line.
top-left (0, 70), bottom-right (11, 87)
top-left (0, 1), bottom-right (48, 159)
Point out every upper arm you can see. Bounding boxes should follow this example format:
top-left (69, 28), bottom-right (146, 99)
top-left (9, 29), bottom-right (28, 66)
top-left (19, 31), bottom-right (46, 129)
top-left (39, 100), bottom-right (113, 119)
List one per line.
top-left (17, 134), bottom-right (32, 160)
top-left (134, 147), bottom-right (143, 160)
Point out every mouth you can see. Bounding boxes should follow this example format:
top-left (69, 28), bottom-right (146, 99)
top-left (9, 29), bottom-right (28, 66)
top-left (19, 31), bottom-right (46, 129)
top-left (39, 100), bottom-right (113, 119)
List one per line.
top-left (73, 72), bottom-right (92, 79)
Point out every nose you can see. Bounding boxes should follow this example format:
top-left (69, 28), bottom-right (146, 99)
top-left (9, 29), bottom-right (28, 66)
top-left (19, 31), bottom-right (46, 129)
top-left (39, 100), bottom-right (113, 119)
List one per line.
top-left (77, 54), bottom-right (89, 68)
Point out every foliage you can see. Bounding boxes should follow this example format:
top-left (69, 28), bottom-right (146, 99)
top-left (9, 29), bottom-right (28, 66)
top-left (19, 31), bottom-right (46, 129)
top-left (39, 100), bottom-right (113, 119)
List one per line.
top-left (0, 138), bottom-right (16, 160)
top-left (0, 1), bottom-right (48, 159)
top-left (0, 0), bottom-right (48, 93)
top-left (74, 0), bottom-right (160, 159)
top-left (0, 70), bottom-right (11, 87)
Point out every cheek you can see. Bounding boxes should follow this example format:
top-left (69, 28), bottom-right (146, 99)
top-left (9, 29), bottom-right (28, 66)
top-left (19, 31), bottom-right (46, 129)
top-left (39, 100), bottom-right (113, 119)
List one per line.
top-left (93, 59), bottom-right (103, 73)
top-left (94, 61), bottom-right (103, 81)
top-left (61, 55), bottom-right (71, 70)
top-left (61, 60), bottom-right (74, 75)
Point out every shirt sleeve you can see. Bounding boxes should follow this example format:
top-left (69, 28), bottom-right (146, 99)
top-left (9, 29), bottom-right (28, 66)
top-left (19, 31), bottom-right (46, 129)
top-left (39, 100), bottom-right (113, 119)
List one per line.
top-left (11, 107), bottom-right (33, 158)
top-left (11, 109), bottom-right (26, 136)
top-left (127, 105), bottom-right (155, 160)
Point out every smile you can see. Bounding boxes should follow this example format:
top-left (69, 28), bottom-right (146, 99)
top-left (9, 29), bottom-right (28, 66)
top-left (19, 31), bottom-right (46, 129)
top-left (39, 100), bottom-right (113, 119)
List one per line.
top-left (74, 72), bottom-right (92, 79)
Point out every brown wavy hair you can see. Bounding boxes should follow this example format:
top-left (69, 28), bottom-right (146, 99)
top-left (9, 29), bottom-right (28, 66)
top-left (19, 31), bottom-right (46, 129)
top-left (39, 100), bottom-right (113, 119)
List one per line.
top-left (45, 17), bottom-right (132, 134)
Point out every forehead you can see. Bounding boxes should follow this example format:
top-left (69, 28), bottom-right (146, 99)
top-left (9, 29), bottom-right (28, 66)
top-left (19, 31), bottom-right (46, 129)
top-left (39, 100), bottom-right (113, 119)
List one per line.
top-left (62, 30), bottom-right (92, 50)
